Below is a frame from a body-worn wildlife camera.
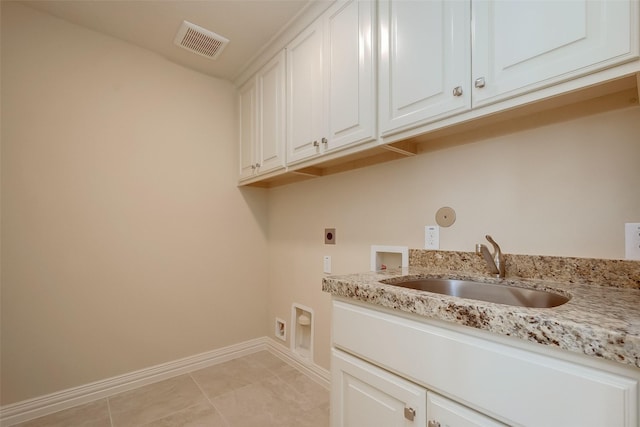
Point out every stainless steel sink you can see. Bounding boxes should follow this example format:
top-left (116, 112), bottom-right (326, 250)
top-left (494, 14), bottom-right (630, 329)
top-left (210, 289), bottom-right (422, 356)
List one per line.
top-left (383, 278), bottom-right (569, 308)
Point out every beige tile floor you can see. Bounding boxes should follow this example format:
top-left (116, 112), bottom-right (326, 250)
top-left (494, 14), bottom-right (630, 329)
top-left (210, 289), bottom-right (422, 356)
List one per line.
top-left (14, 351), bottom-right (330, 427)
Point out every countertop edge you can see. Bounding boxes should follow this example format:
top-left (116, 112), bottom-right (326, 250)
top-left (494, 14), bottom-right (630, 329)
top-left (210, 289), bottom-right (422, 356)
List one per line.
top-left (322, 269), bottom-right (640, 369)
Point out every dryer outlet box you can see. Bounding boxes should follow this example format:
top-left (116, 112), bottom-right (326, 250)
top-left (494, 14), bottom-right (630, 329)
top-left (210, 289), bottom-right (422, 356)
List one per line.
top-left (325, 228), bottom-right (336, 244)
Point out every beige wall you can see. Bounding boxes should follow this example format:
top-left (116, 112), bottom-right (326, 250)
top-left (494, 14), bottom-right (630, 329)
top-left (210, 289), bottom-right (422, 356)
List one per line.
top-left (3, 0), bottom-right (640, 408)
top-left (267, 99), bottom-right (640, 370)
top-left (1, 3), bottom-right (269, 404)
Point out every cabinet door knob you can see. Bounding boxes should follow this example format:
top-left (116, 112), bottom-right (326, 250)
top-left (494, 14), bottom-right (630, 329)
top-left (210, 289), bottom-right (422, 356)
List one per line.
top-left (313, 140), bottom-right (319, 147)
top-left (321, 137), bottom-right (328, 144)
top-left (474, 77), bottom-right (486, 88)
top-left (452, 86), bottom-right (463, 96)
top-left (428, 421), bottom-right (441, 427)
top-left (251, 164), bottom-right (256, 170)
top-left (404, 407), bottom-right (416, 421)
top-left (255, 163), bottom-right (260, 168)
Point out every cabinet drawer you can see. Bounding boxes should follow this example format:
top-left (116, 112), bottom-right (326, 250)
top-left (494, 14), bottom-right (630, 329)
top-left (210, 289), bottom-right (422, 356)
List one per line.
top-left (332, 300), bottom-right (638, 426)
top-left (427, 391), bottom-right (506, 427)
top-left (332, 349), bottom-right (427, 427)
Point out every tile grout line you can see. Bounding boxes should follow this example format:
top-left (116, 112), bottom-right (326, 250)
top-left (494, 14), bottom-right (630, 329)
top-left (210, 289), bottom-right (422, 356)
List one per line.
top-left (106, 398), bottom-right (115, 427)
top-left (274, 365), bottom-right (331, 415)
top-left (187, 372), bottom-right (232, 427)
top-left (132, 401), bottom-right (211, 427)
top-left (106, 374), bottom-right (214, 427)
top-left (112, 373), bottom-right (227, 427)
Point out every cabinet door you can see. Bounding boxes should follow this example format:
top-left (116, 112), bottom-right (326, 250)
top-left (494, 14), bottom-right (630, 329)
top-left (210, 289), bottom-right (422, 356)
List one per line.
top-left (472, 0), bottom-right (639, 106)
top-left (256, 51), bottom-right (286, 174)
top-left (332, 349), bottom-right (426, 427)
top-left (286, 20), bottom-right (324, 164)
top-left (326, 0), bottom-right (376, 151)
top-left (378, 0), bottom-right (470, 136)
top-left (238, 78), bottom-right (257, 180)
top-left (427, 392), bottom-right (507, 427)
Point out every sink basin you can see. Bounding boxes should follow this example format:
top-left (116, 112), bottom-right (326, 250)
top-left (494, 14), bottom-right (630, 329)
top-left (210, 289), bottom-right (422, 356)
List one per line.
top-left (384, 278), bottom-right (569, 308)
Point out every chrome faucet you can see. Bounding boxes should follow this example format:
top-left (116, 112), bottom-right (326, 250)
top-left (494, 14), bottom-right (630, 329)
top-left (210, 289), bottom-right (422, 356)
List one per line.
top-left (475, 235), bottom-right (505, 278)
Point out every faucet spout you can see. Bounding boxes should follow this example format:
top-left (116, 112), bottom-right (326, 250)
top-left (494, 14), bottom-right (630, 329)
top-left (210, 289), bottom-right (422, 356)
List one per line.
top-left (475, 235), bottom-right (505, 278)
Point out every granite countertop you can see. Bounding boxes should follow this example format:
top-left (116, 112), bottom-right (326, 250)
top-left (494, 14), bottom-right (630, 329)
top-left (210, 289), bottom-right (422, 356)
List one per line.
top-left (322, 253), bottom-right (640, 369)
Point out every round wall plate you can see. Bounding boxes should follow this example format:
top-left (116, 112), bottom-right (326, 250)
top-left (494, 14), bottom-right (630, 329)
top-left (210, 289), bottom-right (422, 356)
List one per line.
top-left (436, 207), bottom-right (456, 227)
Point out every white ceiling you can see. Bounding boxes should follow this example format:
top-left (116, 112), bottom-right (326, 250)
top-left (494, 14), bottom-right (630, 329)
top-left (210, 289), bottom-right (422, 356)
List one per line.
top-left (19, 0), bottom-right (315, 82)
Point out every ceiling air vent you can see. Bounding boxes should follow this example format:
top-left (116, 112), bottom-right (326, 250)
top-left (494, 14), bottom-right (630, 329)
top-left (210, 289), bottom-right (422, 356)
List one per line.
top-left (174, 20), bottom-right (229, 60)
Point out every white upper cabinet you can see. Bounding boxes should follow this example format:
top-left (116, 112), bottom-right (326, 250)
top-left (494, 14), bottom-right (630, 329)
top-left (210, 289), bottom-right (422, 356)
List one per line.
top-left (326, 0), bottom-right (376, 151)
top-left (240, 0), bottom-right (639, 184)
top-left (286, 20), bottom-right (325, 164)
top-left (472, 0), bottom-right (639, 106)
top-left (379, 0), bottom-right (639, 137)
top-left (378, 0), bottom-right (471, 136)
top-left (256, 51), bottom-right (286, 174)
top-left (287, 0), bottom-right (376, 164)
top-left (239, 78), bottom-right (257, 180)
top-left (239, 51), bottom-right (286, 180)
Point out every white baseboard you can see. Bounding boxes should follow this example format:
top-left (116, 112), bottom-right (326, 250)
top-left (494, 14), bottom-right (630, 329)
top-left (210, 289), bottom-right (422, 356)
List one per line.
top-left (265, 337), bottom-right (331, 390)
top-left (0, 337), bottom-right (330, 426)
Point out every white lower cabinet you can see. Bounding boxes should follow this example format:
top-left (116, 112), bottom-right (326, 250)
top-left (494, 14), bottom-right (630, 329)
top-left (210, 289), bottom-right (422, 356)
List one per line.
top-left (426, 392), bottom-right (506, 427)
top-left (332, 349), bottom-right (505, 427)
top-left (332, 349), bottom-right (426, 427)
top-left (331, 300), bottom-right (640, 427)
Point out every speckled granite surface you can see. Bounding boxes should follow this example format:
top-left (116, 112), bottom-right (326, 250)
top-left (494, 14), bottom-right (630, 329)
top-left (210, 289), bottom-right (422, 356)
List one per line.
top-left (409, 250), bottom-right (640, 289)
top-left (322, 250), bottom-right (640, 368)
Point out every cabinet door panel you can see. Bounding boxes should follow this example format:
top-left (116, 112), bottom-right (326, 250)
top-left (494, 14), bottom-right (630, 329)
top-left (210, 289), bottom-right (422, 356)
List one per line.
top-left (257, 51), bottom-right (285, 174)
top-left (332, 349), bottom-right (426, 427)
top-left (238, 80), bottom-right (256, 180)
top-left (379, 0), bottom-right (470, 135)
top-left (473, 0), bottom-right (639, 106)
top-left (327, 0), bottom-right (375, 150)
top-left (427, 392), bottom-right (506, 427)
top-left (287, 21), bottom-right (324, 163)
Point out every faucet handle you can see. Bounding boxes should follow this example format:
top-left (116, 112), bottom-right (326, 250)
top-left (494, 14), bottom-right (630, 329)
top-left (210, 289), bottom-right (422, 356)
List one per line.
top-left (485, 235), bottom-right (501, 256)
top-left (485, 235), bottom-right (505, 278)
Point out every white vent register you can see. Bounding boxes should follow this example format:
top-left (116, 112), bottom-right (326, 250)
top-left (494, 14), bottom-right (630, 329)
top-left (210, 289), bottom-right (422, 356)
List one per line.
top-left (174, 21), bottom-right (229, 60)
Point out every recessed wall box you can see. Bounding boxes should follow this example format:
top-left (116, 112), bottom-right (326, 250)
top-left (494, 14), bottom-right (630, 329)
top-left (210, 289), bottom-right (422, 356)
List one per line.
top-left (325, 228), bottom-right (336, 244)
top-left (291, 303), bottom-right (314, 361)
top-left (625, 223), bottom-right (640, 260)
top-left (274, 318), bottom-right (286, 341)
top-left (371, 245), bottom-right (409, 271)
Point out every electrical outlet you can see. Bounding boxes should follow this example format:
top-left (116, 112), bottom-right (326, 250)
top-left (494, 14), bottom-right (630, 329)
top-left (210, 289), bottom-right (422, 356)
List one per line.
top-left (323, 255), bottom-right (332, 273)
top-left (625, 223), bottom-right (640, 260)
top-left (425, 225), bottom-right (439, 250)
